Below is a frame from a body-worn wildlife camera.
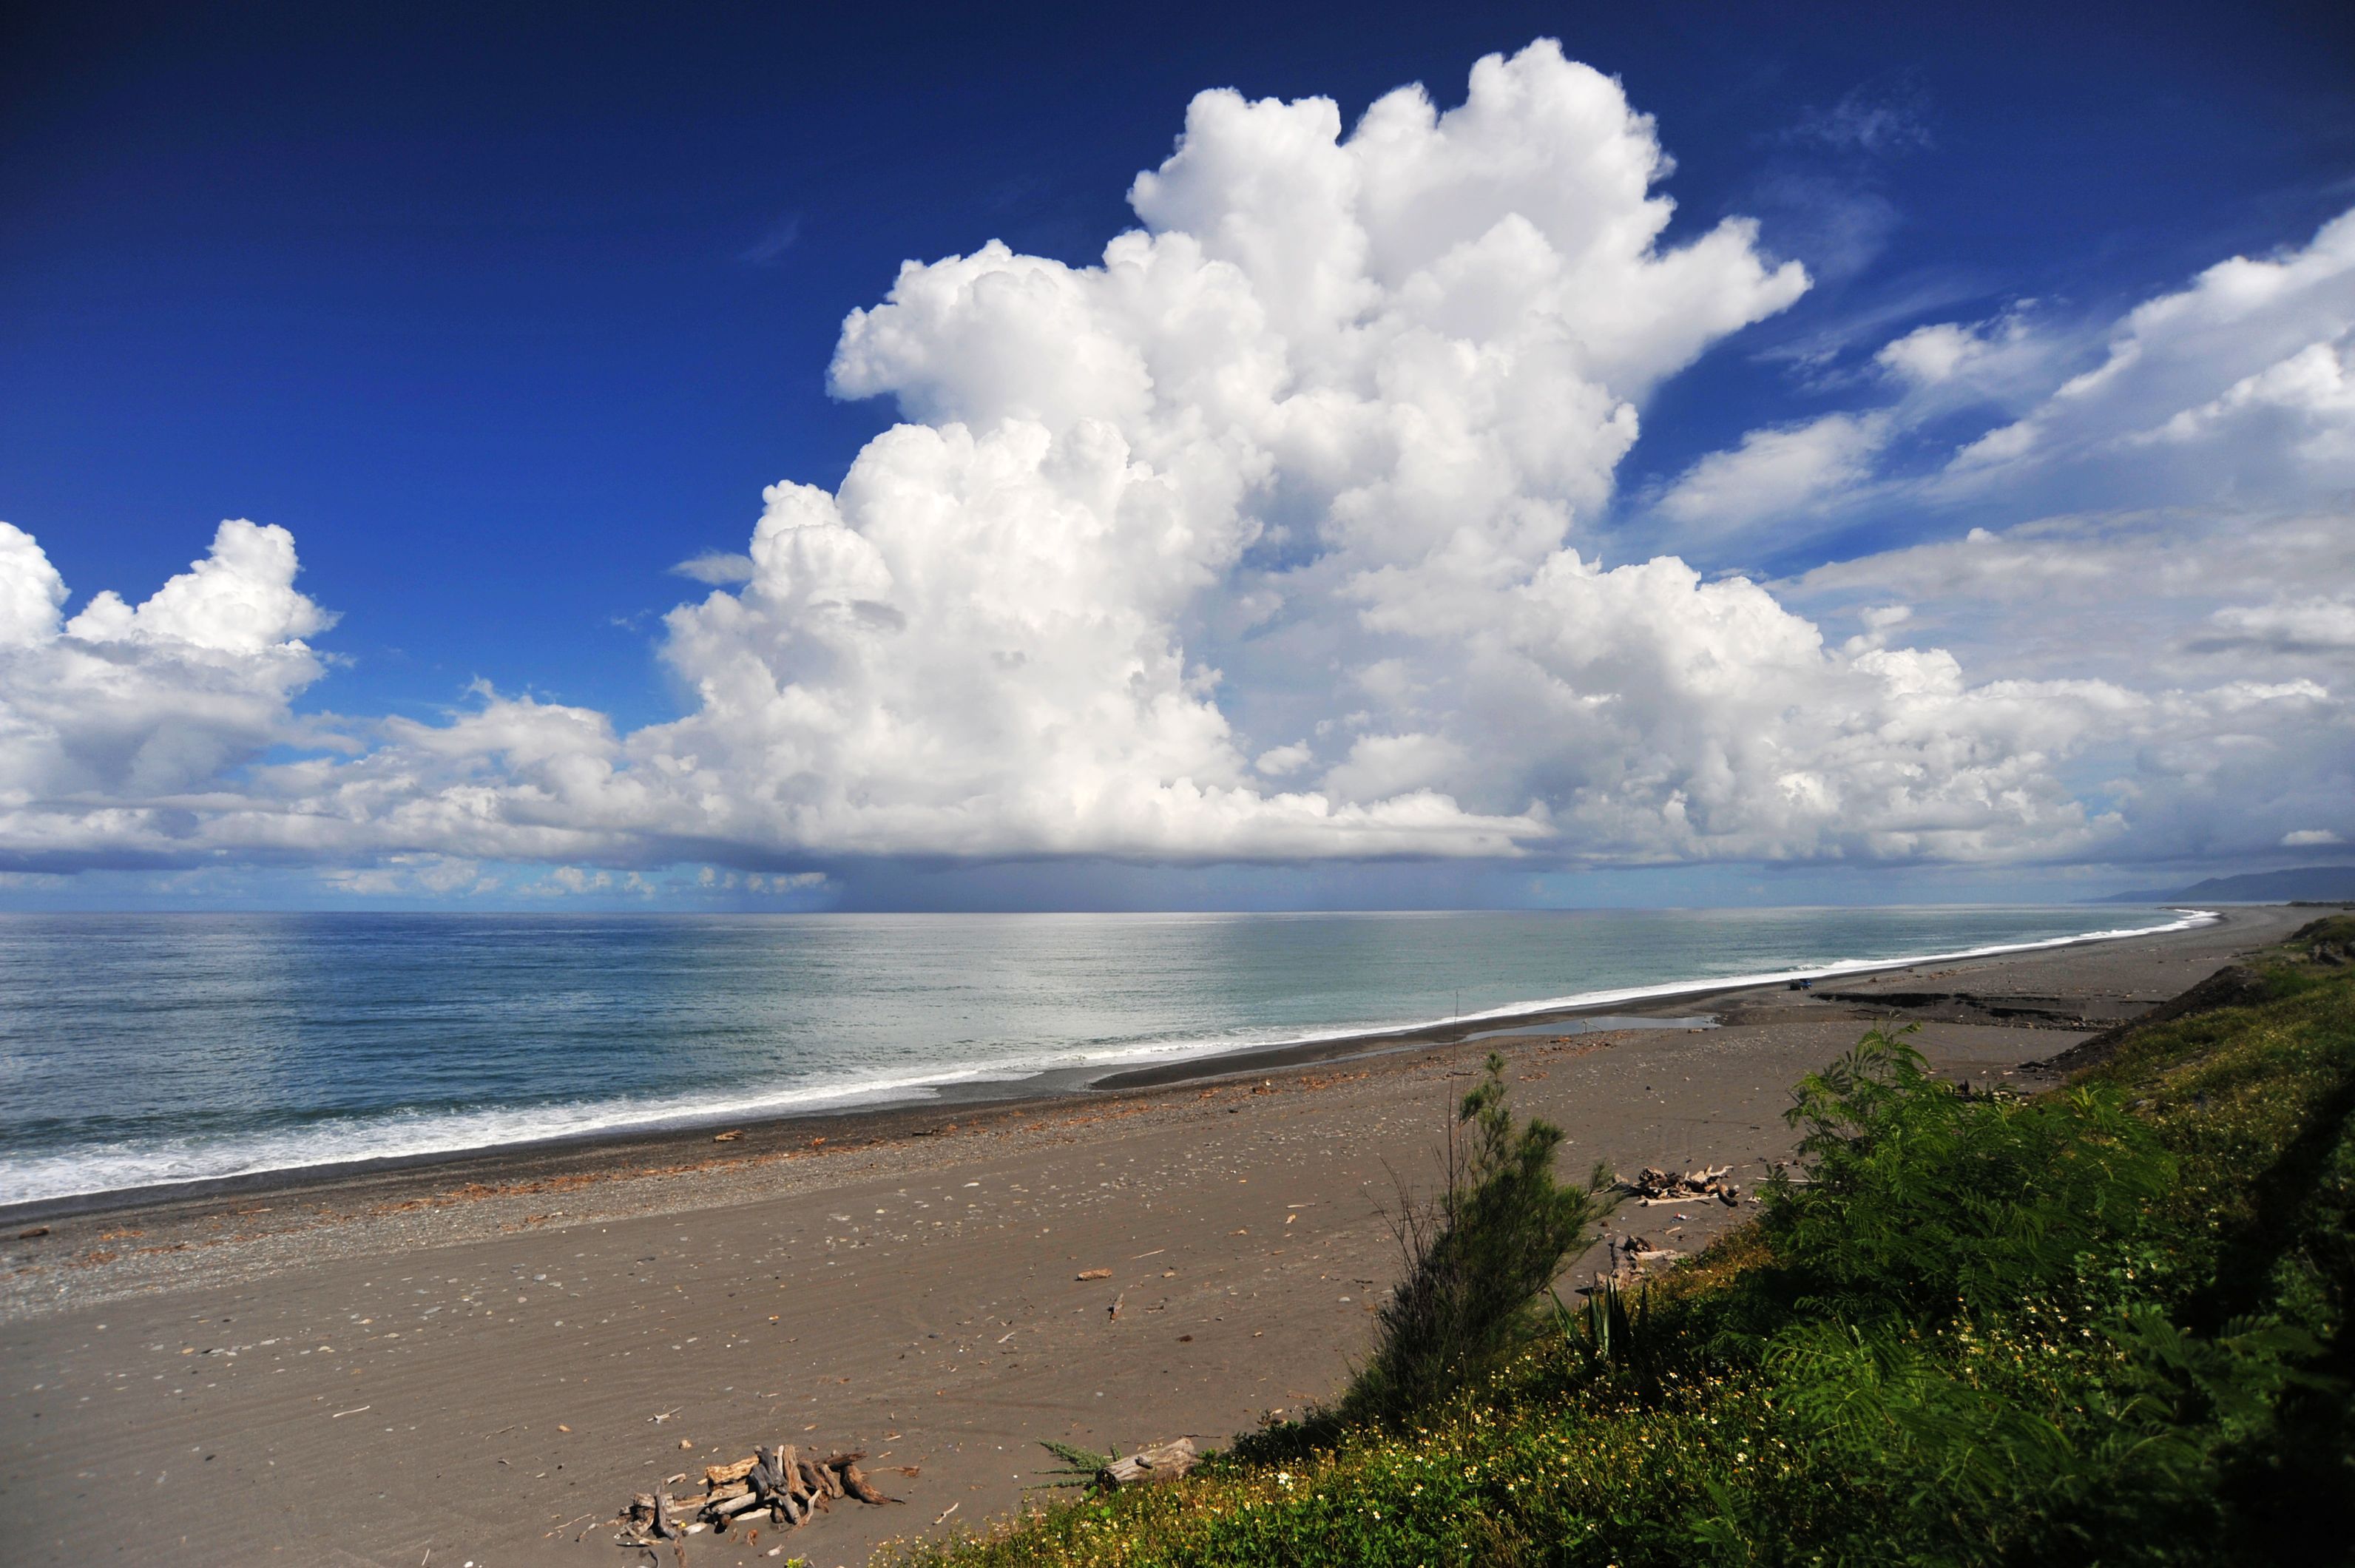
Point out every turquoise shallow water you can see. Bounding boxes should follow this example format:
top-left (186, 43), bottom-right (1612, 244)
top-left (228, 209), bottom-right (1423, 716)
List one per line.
top-left (0, 906), bottom-right (2201, 1203)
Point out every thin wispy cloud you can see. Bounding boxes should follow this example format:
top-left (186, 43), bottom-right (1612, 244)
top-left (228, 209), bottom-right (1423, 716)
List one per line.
top-left (671, 550), bottom-right (757, 585)
top-left (1779, 78), bottom-right (1935, 156)
top-left (740, 212), bottom-right (803, 265)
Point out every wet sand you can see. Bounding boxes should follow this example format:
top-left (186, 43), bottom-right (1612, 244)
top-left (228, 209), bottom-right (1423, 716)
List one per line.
top-left (0, 906), bottom-right (2303, 1567)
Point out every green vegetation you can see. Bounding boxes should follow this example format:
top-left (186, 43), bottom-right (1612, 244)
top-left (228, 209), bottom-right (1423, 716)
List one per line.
top-left (1339, 1052), bottom-right (1615, 1427)
top-left (888, 928), bottom-right (2355, 1566)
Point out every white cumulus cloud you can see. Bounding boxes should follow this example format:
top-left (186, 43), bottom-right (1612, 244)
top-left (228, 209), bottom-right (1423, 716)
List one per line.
top-left (1938, 209), bottom-right (2355, 501)
top-left (0, 521), bottom-right (333, 836)
top-left (4, 41), bottom-right (2352, 885)
top-left (1653, 411), bottom-right (1890, 536)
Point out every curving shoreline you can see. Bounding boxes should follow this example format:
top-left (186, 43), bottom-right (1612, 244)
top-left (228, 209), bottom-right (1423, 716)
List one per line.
top-left (1, 907), bottom-right (2209, 1223)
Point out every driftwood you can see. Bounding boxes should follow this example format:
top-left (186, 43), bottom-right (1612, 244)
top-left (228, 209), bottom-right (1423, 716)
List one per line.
top-left (1098, 1437), bottom-right (1199, 1489)
top-left (1619, 1234), bottom-right (1681, 1264)
top-left (617, 1439), bottom-right (897, 1550)
top-left (1624, 1165), bottom-right (1743, 1207)
top-left (1574, 1233), bottom-right (1682, 1296)
top-left (620, 1490), bottom-right (690, 1567)
top-left (838, 1460), bottom-right (894, 1504)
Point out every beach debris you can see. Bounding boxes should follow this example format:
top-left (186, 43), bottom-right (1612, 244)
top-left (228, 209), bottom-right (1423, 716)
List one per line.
top-left (712, 1129), bottom-right (743, 1143)
top-left (1075, 1267), bottom-right (1113, 1280)
top-left (1034, 1436), bottom-right (1202, 1495)
top-left (615, 1442), bottom-right (899, 1551)
top-left (16, 1225), bottom-right (50, 1239)
top-left (1575, 1232), bottom-right (1684, 1295)
top-left (1098, 1437), bottom-right (1200, 1490)
top-left (1624, 1165), bottom-right (1743, 1208)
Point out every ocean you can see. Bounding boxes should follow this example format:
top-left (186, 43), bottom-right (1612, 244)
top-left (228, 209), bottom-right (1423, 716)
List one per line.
top-left (0, 906), bottom-right (2202, 1206)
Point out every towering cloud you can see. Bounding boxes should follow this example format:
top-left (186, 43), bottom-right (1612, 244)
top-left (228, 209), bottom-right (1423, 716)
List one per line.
top-left (3, 41), bottom-right (2350, 882)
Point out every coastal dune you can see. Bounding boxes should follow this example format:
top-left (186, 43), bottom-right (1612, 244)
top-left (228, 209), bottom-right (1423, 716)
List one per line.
top-left (0, 907), bottom-right (2299, 1567)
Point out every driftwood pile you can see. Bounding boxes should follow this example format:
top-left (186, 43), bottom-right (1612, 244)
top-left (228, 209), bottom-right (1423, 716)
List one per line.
top-left (617, 1444), bottom-right (897, 1551)
top-left (1612, 1234), bottom-right (1682, 1268)
top-left (1582, 1166), bottom-right (1748, 1286)
top-left (1624, 1164), bottom-right (1743, 1207)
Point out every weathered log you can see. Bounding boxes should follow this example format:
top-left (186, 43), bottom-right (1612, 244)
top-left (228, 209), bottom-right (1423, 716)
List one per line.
top-left (1098, 1436), bottom-right (1199, 1489)
top-left (796, 1456), bottom-right (834, 1509)
top-left (741, 1443), bottom-right (803, 1526)
top-left (814, 1455), bottom-right (859, 1499)
top-left (766, 1442), bottom-right (809, 1522)
top-left (838, 1461), bottom-right (898, 1504)
top-left (712, 1495), bottom-right (778, 1533)
top-left (706, 1454), bottom-right (760, 1487)
top-left (620, 1495), bottom-right (683, 1562)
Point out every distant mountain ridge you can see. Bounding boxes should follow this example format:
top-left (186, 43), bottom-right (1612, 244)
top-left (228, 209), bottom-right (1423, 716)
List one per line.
top-left (2092, 865), bottom-right (2355, 904)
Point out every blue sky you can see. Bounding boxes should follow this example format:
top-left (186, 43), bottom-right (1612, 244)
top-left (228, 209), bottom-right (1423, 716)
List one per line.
top-left (4, 1), bottom-right (2352, 909)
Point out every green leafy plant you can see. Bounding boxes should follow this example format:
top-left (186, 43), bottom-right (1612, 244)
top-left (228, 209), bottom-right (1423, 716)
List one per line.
top-left (1760, 1023), bottom-right (2175, 1323)
top-left (1029, 1439), bottom-right (1119, 1493)
top-left (1339, 1052), bottom-right (1615, 1425)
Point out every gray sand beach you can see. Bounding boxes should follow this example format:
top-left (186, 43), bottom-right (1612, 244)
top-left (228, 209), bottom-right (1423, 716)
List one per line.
top-left (0, 905), bottom-right (2304, 1567)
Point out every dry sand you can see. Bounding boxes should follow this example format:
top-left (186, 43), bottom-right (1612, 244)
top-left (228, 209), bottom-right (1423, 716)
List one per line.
top-left (0, 905), bottom-right (2308, 1567)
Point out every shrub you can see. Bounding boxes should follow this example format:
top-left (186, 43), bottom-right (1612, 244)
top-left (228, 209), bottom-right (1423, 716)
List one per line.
top-left (1757, 1024), bottom-right (2174, 1323)
top-left (1338, 1052), bottom-right (1613, 1425)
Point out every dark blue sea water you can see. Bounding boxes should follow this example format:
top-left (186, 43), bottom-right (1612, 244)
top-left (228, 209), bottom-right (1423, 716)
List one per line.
top-left (0, 907), bottom-right (2204, 1204)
